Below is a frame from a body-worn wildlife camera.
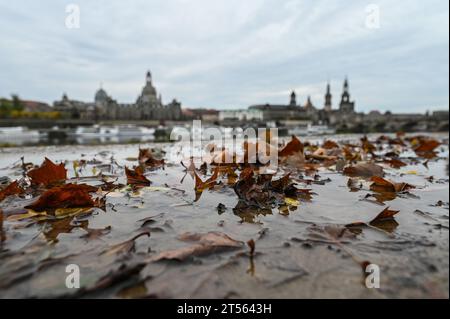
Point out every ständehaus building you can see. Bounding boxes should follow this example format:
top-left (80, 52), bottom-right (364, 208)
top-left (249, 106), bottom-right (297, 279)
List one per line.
top-left (53, 71), bottom-right (182, 121)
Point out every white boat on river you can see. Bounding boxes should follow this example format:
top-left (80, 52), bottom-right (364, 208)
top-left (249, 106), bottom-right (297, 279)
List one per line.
top-left (73, 125), bottom-right (155, 137)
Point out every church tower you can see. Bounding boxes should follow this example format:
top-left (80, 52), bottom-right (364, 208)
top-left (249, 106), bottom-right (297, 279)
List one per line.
top-left (324, 82), bottom-right (332, 112)
top-left (339, 77), bottom-right (355, 113)
top-left (289, 91), bottom-right (297, 107)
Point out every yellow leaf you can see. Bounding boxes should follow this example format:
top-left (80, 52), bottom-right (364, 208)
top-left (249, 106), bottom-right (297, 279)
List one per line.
top-left (7, 210), bottom-right (47, 222)
top-left (285, 197), bottom-right (300, 207)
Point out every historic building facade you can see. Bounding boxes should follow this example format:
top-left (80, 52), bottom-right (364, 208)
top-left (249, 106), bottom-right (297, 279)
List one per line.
top-left (53, 71), bottom-right (182, 121)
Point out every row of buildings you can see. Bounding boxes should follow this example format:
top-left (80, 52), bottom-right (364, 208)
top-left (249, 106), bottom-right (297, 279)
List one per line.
top-left (219, 78), bottom-right (356, 123)
top-left (218, 78), bottom-right (448, 132)
top-left (2, 71), bottom-right (448, 132)
top-left (53, 71), bottom-right (182, 121)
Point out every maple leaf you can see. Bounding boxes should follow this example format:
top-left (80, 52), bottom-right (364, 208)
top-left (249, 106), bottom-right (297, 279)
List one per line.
top-left (102, 231), bottom-right (150, 256)
top-left (383, 158), bottom-right (407, 169)
top-left (278, 136), bottom-right (305, 168)
top-left (125, 166), bottom-right (151, 187)
top-left (279, 135), bottom-right (304, 157)
top-left (138, 148), bottom-right (165, 168)
top-left (370, 176), bottom-right (415, 194)
top-left (346, 207), bottom-right (400, 233)
top-left (27, 158), bottom-right (67, 187)
top-left (343, 163), bottom-right (384, 178)
top-left (25, 183), bottom-right (99, 213)
top-left (147, 232), bottom-right (243, 262)
top-left (322, 140), bottom-right (339, 149)
top-left (0, 181), bottom-right (24, 202)
top-left (411, 137), bottom-right (441, 159)
top-left (193, 166), bottom-right (220, 201)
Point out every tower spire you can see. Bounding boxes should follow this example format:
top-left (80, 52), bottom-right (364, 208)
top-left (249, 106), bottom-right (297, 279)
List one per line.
top-left (324, 81), bottom-right (332, 111)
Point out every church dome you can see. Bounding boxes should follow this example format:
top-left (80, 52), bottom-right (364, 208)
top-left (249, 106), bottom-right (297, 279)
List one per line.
top-left (142, 83), bottom-right (157, 96)
top-left (95, 88), bottom-right (108, 103)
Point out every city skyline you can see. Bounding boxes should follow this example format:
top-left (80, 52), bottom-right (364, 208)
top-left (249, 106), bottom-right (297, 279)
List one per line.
top-left (0, 0), bottom-right (448, 112)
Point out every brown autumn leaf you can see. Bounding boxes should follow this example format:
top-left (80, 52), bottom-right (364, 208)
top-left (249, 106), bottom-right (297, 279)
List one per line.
top-left (148, 231), bottom-right (243, 261)
top-left (80, 225), bottom-right (112, 240)
top-left (347, 178), bottom-right (362, 192)
top-left (0, 181), bottom-right (24, 202)
top-left (343, 163), bottom-right (384, 178)
top-left (383, 158), bottom-right (408, 169)
top-left (370, 206), bottom-right (400, 223)
top-left (414, 139), bottom-right (441, 153)
top-left (322, 140), bottom-right (339, 149)
top-left (193, 166), bottom-right (220, 201)
top-left (412, 137), bottom-right (441, 159)
top-left (278, 136), bottom-right (305, 169)
top-left (361, 136), bottom-right (376, 154)
top-left (101, 231), bottom-right (150, 256)
top-left (138, 148), bottom-right (165, 168)
top-left (370, 176), bottom-right (415, 193)
top-left (0, 208), bottom-right (5, 243)
top-left (247, 239), bottom-right (255, 256)
top-left (25, 183), bottom-right (99, 213)
top-left (125, 166), bottom-right (151, 187)
top-left (27, 158), bottom-right (67, 187)
top-left (346, 207), bottom-right (400, 233)
top-left (43, 217), bottom-right (88, 242)
top-left (279, 135), bottom-right (304, 157)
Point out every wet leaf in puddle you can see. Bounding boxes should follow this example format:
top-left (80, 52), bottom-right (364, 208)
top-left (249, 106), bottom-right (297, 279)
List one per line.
top-left (343, 163), bottom-right (384, 178)
top-left (24, 183), bottom-right (99, 213)
top-left (278, 136), bottom-right (305, 168)
top-left (0, 181), bottom-right (24, 203)
top-left (43, 217), bottom-right (88, 242)
top-left (370, 176), bottom-right (415, 193)
top-left (101, 231), bottom-right (150, 256)
top-left (27, 158), bottom-right (67, 187)
top-left (80, 225), bottom-right (112, 240)
top-left (138, 148), bottom-right (165, 169)
top-left (346, 207), bottom-right (400, 234)
top-left (383, 158), bottom-right (407, 169)
top-left (0, 209), bottom-right (5, 243)
top-left (148, 231), bottom-right (243, 262)
top-left (125, 166), bottom-right (151, 187)
top-left (138, 213), bottom-right (165, 227)
top-left (193, 166), bottom-right (219, 201)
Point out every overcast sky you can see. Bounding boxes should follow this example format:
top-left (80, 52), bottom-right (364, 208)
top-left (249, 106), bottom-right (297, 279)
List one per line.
top-left (0, 0), bottom-right (448, 113)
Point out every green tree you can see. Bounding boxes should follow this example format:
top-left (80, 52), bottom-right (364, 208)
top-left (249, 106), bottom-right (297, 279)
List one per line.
top-left (11, 94), bottom-right (24, 112)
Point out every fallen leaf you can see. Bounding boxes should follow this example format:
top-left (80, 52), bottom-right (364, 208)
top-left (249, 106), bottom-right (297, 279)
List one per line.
top-left (322, 140), bottom-right (339, 149)
top-left (370, 176), bottom-right (415, 193)
top-left (27, 158), bottom-right (67, 187)
top-left (125, 166), bottom-right (151, 187)
top-left (102, 231), bottom-right (150, 256)
top-left (24, 183), bottom-right (99, 213)
top-left (384, 158), bottom-right (407, 169)
top-left (138, 148), bottom-right (165, 168)
top-left (247, 239), bottom-right (255, 256)
top-left (149, 232), bottom-right (243, 261)
top-left (193, 166), bottom-right (219, 201)
top-left (370, 206), bottom-right (400, 223)
top-left (81, 225), bottom-right (112, 240)
top-left (0, 181), bottom-right (24, 202)
top-left (343, 163), bottom-right (384, 178)
top-left (0, 209), bottom-right (5, 243)
top-left (279, 136), bottom-right (305, 168)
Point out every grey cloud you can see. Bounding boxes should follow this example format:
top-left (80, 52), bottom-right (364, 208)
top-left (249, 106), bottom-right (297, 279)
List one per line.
top-left (0, 0), bottom-right (448, 112)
